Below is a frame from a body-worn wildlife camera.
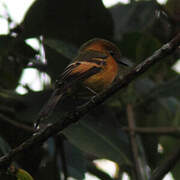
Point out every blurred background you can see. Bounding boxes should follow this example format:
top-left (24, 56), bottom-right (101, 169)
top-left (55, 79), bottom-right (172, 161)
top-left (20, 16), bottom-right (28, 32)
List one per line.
top-left (0, 0), bottom-right (179, 179)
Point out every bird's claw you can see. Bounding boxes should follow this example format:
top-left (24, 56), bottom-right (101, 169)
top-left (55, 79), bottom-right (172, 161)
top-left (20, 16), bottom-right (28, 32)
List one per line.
top-left (91, 94), bottom-right (99, 103)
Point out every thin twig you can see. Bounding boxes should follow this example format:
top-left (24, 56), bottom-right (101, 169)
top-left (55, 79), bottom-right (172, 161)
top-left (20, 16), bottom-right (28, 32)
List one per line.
top-left (150, 147), bottom-right (180, 180)
top-left (53, 137), bottom-right (61, 180)
top-left (126, 104), bottom-right (143, 180)
top-left (55, 135), bottom-right (68, 180)
top-left (0, 33), bottom-right (179, 169)
top-left (122, 127), bottom-right (180, 137)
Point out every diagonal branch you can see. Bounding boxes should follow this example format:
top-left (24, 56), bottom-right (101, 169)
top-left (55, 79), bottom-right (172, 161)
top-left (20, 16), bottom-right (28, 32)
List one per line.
top-left (55, 135), bottom-right (68, 180)
top-left (126, 104), bottom-right (143, 180)
top-left (0, 33), bottom-right (180, 169)
top-left (150, 147), bottom-right (180, 180)
top-left (122, 127), bottom-right (180, 138)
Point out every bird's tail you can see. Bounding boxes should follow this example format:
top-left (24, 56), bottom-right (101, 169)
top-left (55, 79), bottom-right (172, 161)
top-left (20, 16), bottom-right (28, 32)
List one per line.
top-left (35, 89), bottom-right (64, 129)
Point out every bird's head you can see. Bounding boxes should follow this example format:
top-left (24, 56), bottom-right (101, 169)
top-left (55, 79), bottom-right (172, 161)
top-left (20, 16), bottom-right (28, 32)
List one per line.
top-left (79, 38), bottom-right (130, 67)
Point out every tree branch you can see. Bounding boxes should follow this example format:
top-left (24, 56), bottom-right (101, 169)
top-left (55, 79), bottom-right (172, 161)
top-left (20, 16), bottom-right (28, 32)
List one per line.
top-left (126, 104), bottom-right (143, 180)
top-left (150, 147), bottom-right (180, 180)
top-left (122, 127), bottom-right (180, 138)
top-left (55, 135), bottom-right (68, 180)
top-left (0, 33), bottom-right (180, 169)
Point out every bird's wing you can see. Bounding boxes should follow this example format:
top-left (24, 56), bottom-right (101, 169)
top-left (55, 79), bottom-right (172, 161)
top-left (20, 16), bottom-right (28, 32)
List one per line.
top-left (56, 50), bottom-right (107, 87)
top-left (56, 62), bottom-right (102, 89)
top-left (35, 61), bottom-right (102, 128)
top-left (56, 60), bottom-right (103, 90)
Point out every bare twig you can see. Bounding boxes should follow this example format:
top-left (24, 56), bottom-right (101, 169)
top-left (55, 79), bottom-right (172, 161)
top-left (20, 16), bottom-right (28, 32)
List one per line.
top-left (126, 104), bottom-right (143, 180)
top-left (55, 135), bottom-right (68, 180)
top-left (150, 147), bottom-right (180, 180)
top-left (52, 137), bottom-right (61, 180)
top-left (122, 127), bottom-right (180, 138)
top-left (0, 33), bottom-right (179, 169)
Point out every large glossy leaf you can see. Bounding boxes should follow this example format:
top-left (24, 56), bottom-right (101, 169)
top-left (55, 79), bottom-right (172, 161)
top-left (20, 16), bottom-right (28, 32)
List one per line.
top-left (63, 107), bottom-right (131, 166)
top-left (43, 42), bottom-right (73, 81)
top-left (18, 0), bottom-right (113, 44)
top-left (16, 168), bottom-right (34, 180)
top-left (44, 39), bottom-right (78, 60)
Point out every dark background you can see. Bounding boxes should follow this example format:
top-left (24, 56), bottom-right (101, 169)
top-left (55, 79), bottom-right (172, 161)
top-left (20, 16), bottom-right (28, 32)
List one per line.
top-left (0, 0), bottom-right (179, 179)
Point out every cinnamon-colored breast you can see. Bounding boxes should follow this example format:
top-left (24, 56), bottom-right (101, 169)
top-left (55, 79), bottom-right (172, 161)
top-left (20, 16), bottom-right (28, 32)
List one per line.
top-left (83, 56), bottom-right (118, 92)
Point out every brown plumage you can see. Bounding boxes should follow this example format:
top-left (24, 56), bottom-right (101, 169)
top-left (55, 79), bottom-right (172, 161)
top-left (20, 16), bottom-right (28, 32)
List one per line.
top-left (35, 38), bottom-right (129, 128)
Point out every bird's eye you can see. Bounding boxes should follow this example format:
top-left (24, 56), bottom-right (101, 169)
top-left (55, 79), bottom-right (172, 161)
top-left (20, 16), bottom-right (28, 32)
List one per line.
top-left (109, 50), bottom-right (114, 57)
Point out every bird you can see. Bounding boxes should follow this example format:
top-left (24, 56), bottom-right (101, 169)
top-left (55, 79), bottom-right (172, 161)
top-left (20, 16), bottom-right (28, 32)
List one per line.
top-left (35, 38), bottom-right (129, 128)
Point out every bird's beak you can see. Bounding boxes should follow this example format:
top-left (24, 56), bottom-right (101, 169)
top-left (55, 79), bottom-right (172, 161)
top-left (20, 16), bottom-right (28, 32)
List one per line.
top-left (116, 57), bottom-right (133, 67)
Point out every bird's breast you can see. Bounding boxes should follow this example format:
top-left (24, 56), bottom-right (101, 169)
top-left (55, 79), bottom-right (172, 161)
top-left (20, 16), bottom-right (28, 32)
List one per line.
top-left (83, 57), bottom-right (118, 92)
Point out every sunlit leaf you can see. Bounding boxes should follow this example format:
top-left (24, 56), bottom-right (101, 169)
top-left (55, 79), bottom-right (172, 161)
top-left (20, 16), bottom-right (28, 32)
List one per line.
top-left (16, 168), bottom-right (34, 180)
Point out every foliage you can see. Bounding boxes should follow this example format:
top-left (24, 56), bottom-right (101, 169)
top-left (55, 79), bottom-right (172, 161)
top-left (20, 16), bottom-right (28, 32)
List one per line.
top-left (0, 0), bottom-right (179, 179)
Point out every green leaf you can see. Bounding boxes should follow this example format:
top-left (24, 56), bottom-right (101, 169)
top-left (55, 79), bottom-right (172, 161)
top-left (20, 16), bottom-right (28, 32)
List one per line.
top-left (63, 108), bottom-right (131, 166)
top-left (19, 0), bottom-right (113, 44)
top-left (43, 40), bottom-right (75, 80)
top-left (16, 168), bottom-right (34, 180)
top-left (44, 39), bottom-right (78, 60)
